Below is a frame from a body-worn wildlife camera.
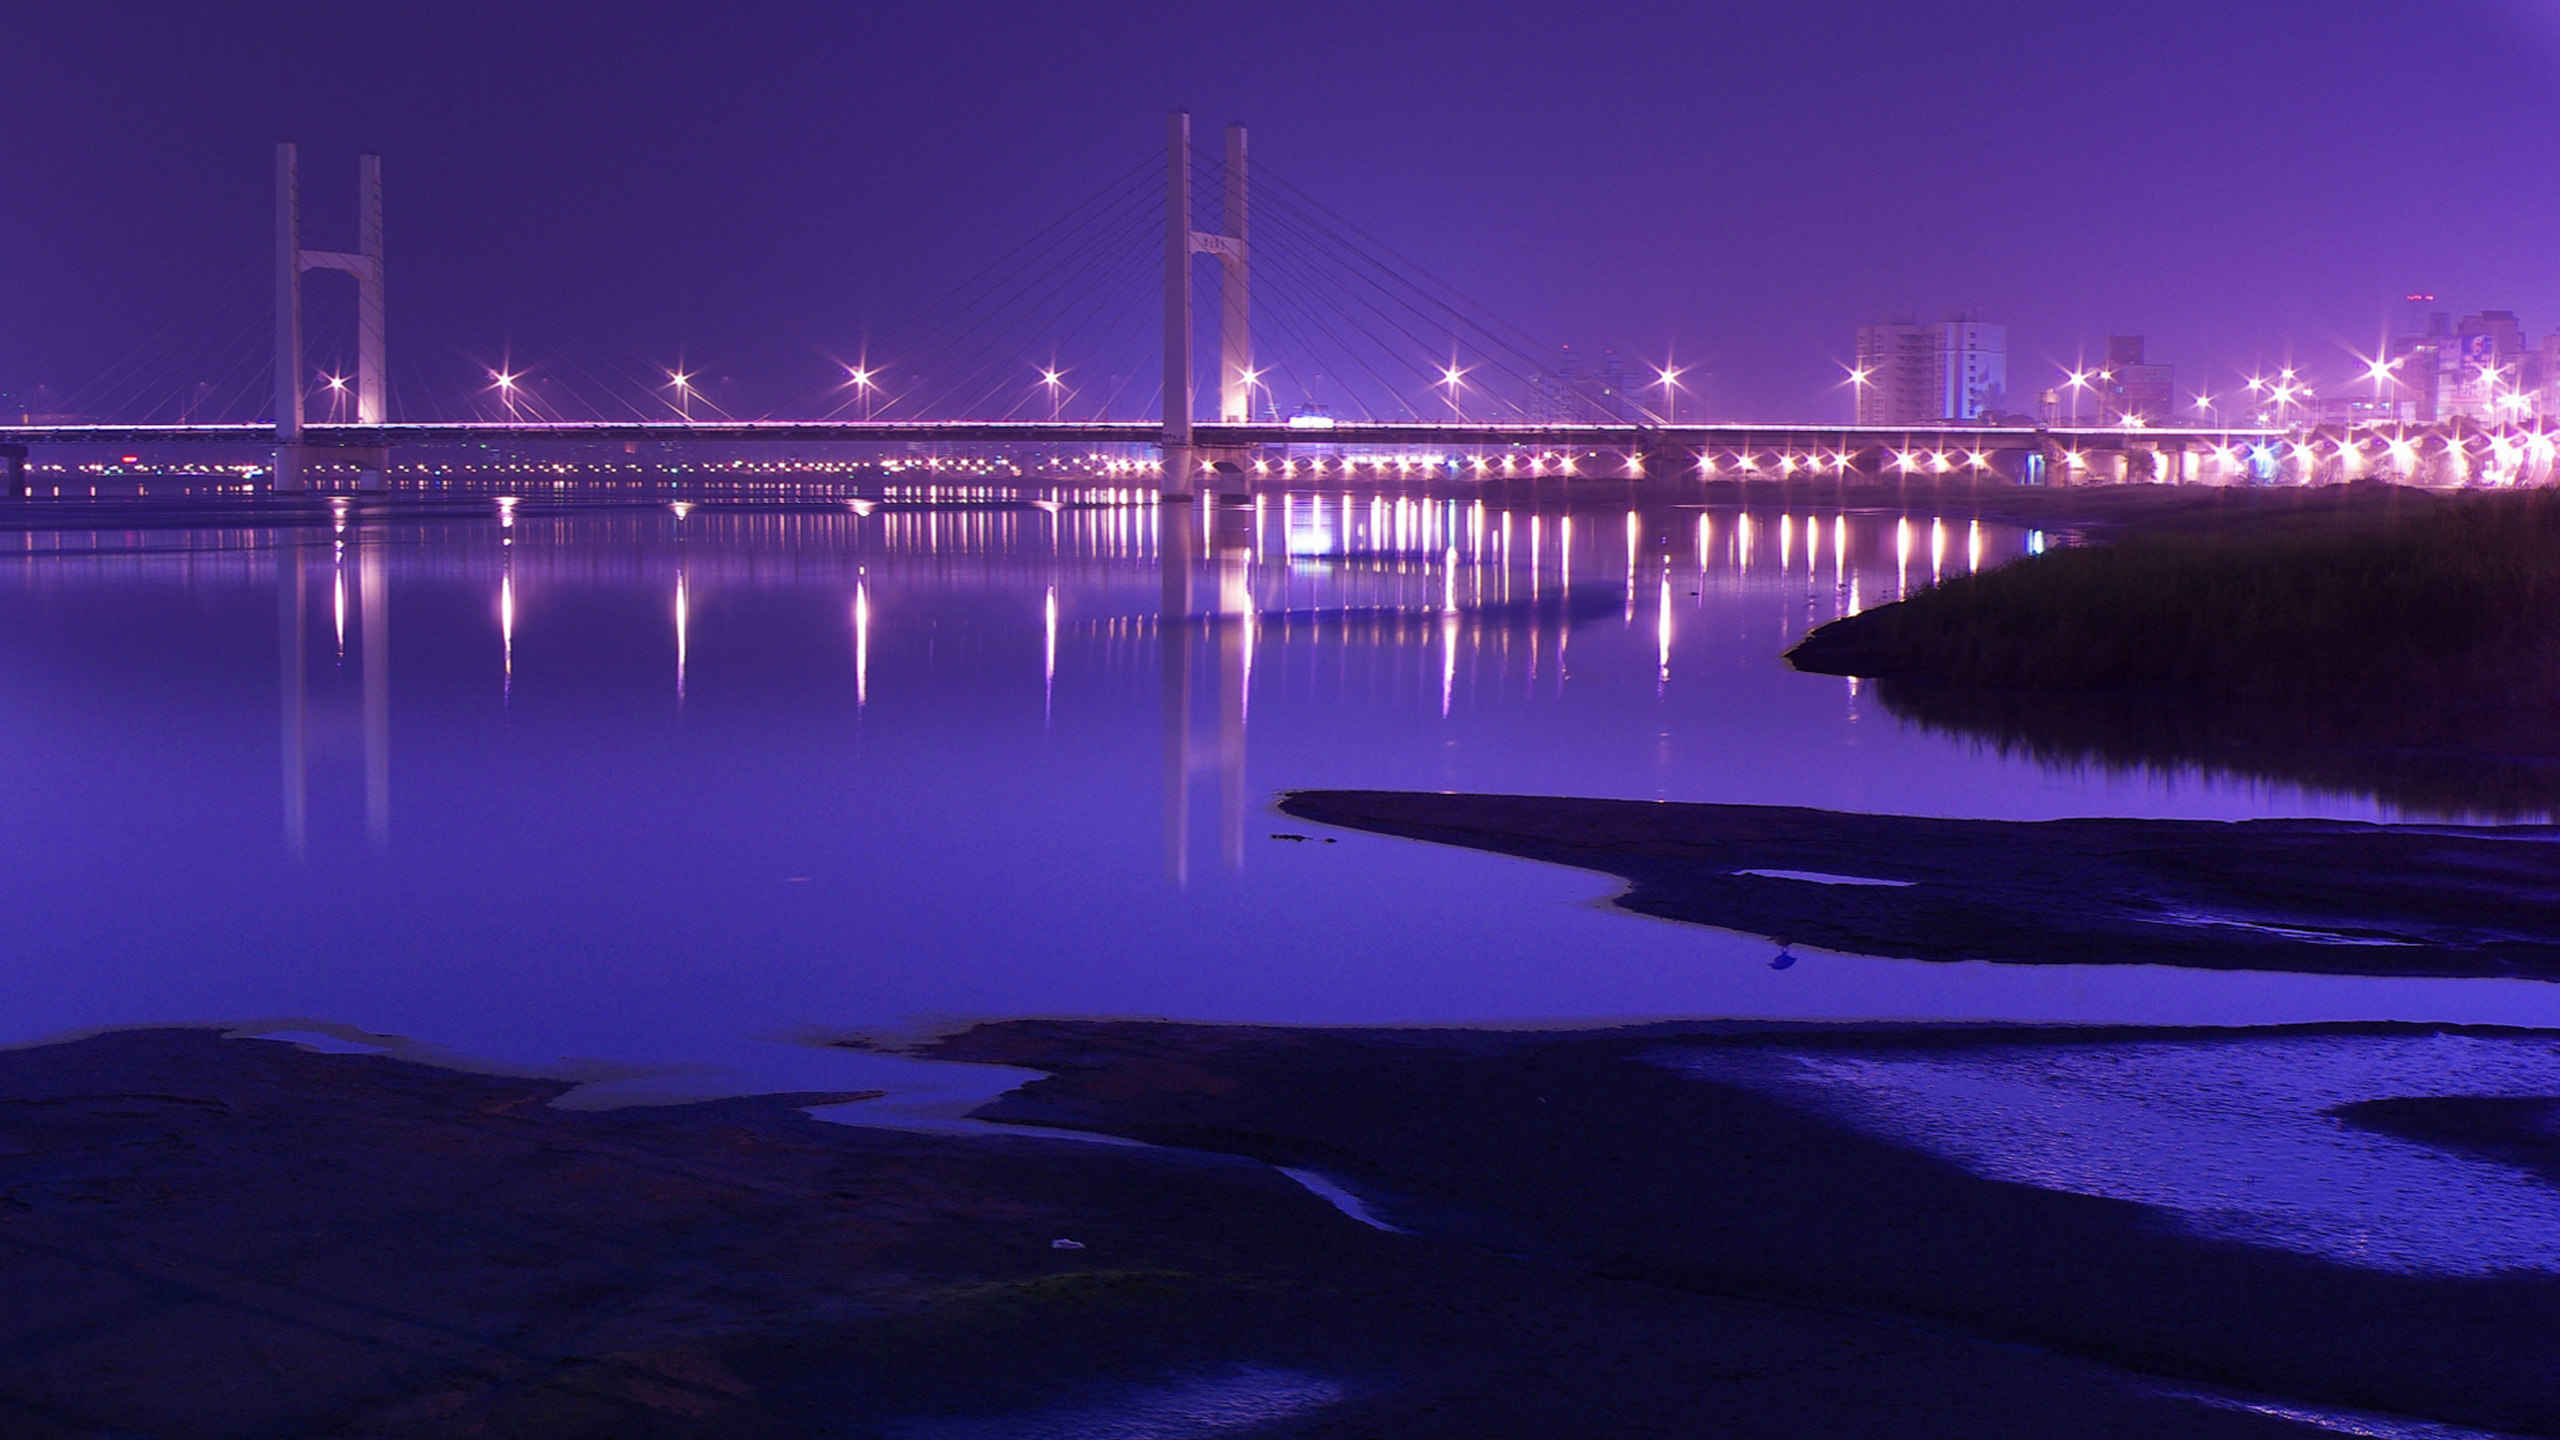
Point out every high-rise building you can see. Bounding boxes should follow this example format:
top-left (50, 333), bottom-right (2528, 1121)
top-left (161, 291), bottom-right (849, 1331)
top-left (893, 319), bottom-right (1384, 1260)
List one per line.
top-left (1855, 313), bottom-right (1932, 424)
top-left (2452, 311), bottom-right (2533, 420)
top-left (1934, 315), bottom-right (2007, 421)
top-left (2386, 307), bottom-right (2452, 422)
top-left (1855, 310), bottom-right (2006, 423)
top-left (2099, 336), bottom-right (2174, 423)
top-left (1532, 344), bottom-right (1634, 423)
top-left (2380, 307), bottom-right (2549, 422)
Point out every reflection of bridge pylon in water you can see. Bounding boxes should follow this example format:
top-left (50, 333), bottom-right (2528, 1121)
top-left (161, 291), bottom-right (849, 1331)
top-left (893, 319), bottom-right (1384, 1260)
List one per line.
top-left (1160, 498), bottom-right (1255, 884)
top-left (277, 507), bottom-right (392, 856)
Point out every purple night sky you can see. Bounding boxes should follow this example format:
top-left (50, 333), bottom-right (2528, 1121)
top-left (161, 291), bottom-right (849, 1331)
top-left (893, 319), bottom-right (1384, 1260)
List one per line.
top-left (8, 0), bottom-right (2560, 421)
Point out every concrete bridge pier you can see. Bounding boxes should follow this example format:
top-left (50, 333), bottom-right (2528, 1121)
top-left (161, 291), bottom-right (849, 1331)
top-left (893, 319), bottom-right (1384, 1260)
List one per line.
top-left (1637, 437), bottom-right (1700, 487)
top-left (1159, 445), bottom-right (1257, 500)
top-left (273, 445), bottom-right (309, 495)
top-left (0, 444), bottom-right (26, 498)
top-left (2033, 434), bottom-right (2072, 486)
top-left (1198, 446), bottom-right (1255, 497)
top-left (1159, 444), bottom-right (1196, 500)
top-left (340, 444), bottom-right (392, 494)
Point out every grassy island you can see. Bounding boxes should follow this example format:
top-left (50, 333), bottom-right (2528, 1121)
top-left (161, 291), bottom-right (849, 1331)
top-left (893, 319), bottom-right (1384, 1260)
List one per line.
top-left (1786, 485), bottom-right (2560, 814)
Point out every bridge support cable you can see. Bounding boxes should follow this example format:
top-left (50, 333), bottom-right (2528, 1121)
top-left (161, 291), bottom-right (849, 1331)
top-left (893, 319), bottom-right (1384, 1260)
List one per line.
top-left (1247, 178), bottom-right (1565, 424)
top-left (47, 257), bottom-right (270, 430)
top-left (1232, 158), bottom-right (1703, 435)
top-left (893, 215), bottom-right (1163, 423)
top-left (809, 154), bottom-right (1164, 424)
top-left (1251, 238), bottom-right (1519, 422)
top-left (1247, 247), bottom-right (1435, 425)
top-left (835, 187), bottom-right (1160, 423)
top-left (1256, 167), bottom-right (1565, 379)
top-left (1223, 249), bottom-right (1385, 427)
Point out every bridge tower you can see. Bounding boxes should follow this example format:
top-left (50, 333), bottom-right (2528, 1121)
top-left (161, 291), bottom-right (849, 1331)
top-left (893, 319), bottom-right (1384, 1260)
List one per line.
top-left (1162, 111), bottom-right (1250, 499)
top-left (275, 143), bottom-right (386, 493)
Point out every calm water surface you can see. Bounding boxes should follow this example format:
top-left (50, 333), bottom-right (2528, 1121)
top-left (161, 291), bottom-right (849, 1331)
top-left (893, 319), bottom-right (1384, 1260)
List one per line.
top-left (6, 489), bottom-right (2558, 1105)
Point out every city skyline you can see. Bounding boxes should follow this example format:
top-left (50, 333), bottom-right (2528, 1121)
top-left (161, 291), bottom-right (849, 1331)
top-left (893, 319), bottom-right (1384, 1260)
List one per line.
top-left (10, 1), bottom-right (2560, 423)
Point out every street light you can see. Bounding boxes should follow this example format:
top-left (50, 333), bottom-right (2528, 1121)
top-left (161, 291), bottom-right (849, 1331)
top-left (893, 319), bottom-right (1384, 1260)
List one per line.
top-left (2242, 374), bottom-right (2276, 426)
top-left (2360, 354), bottom-right (2404, 423)
top-left (1039, 366), bottom-right (1064, 422)
top-left (2062, 368), bottom-right (2093, 425)
top-left (1440, 361), bottom-right (1466, 421)
top-left (491, 369), bottom-right (521, 420)
top-left (1655, 363), bottom-right (1684, 424)
top-left (668, 369), bottom-right (694, 422)
top-left (1845, 365), bottom-right (1871, 421)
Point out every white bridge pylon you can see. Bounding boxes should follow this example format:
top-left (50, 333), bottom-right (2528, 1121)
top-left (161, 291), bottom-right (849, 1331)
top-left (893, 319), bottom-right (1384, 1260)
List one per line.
top-left (1162, 110), bottom-right (1249, 500)
top-left (275, 142), bottom-right (385, 493)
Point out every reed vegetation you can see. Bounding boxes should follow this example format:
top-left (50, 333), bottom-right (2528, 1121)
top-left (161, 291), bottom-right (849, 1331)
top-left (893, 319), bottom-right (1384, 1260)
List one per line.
top-left (1788, 485), bottom-right (2560, 814)
top-left (1793, 485), bottom-right (2560, 698)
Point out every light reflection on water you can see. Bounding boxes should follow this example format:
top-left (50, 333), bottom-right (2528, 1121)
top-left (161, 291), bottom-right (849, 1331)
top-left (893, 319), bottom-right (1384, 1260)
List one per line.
top-left (1671, 1033), bottom-right (2560, 1276)
top-left (0, 491), bottom-right (2550, 1108)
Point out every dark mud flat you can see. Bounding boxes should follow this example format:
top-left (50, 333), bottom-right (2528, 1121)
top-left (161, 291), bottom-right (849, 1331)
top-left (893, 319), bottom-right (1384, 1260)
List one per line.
top-left (1281, 787), bottom-right (2560, 977)
top-left (0, 1025), bottom-right (2478, 1439)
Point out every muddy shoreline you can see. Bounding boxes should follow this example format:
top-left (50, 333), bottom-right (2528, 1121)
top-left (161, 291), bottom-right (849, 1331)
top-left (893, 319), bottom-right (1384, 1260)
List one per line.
top-left (1277, 788), bottom-right (2560, 978)
top-left (3, 1021), bottom-right (2556, 1437)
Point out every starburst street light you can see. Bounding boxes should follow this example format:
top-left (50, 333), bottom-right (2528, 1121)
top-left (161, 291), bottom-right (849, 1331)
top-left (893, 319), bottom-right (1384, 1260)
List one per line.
top-left (2358, 353), bottom-right (2406, 420)
top-left (1439, 360), bottom-right (1467, 420)
top-left (491, 368), bottom-right (521, 419)
top-left (1655, 363), bottom-right (1684, 423)
top-left (2062, 368), bottom-right (2094, 425)
top-left (668, 369), bottom-right (694, 422)
top-left (1038, 365), bottom-right (1065, 422)
top-left (846, 364), bottom-right (877, 422)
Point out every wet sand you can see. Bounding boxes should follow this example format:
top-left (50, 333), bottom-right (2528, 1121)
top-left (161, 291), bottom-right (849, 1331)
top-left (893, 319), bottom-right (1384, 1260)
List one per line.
top-left (2, 1023), bottom-right (2551, 1437)
top-left (1279, 788), bottom-right (2560, 977)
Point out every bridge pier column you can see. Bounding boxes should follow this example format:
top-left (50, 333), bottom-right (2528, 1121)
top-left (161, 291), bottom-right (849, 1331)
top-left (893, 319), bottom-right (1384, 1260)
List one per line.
top-left (0, 444), bottom-right (26, 499)
top-left (1637, 438), bottom-right (1698, 486)
top-left (273, 445), bottom-right (309, 495)
top-left (1159, 443), bottom-right (1196, 500)
top-left (340, 443), bottom-right (392, 494)
top-left (1197, 445), bottom-right (1254, 498)
top-left (2033, 434), bottom-right (2068, 487)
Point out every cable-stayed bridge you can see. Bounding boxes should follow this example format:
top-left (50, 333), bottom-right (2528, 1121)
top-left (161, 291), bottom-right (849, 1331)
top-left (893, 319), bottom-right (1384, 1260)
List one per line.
top-left (0, 112), bottom-right (2292, 496)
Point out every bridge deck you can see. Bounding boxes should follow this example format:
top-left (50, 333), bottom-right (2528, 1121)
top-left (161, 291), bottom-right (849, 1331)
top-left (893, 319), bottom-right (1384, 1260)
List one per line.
top-left (0, 420), bottom-right (2284, 449)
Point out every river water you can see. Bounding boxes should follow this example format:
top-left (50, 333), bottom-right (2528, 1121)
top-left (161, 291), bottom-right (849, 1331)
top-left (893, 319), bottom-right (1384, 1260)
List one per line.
top-left (6, 487), bottom-right (2559, 1110)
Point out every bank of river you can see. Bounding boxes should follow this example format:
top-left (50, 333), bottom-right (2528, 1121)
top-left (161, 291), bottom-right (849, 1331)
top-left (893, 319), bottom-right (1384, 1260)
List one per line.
top-left (6, 488), bottom-right (2554, 1437)
top-left (9, 1020), bottom-right (2558, 1438)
